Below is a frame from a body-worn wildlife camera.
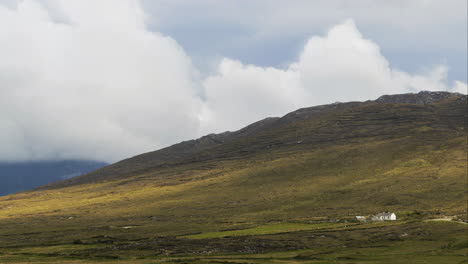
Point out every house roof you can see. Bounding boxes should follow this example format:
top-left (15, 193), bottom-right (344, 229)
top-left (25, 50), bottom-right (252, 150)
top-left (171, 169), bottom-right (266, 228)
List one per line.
top-left (374, 212), bottom-right (395, 217)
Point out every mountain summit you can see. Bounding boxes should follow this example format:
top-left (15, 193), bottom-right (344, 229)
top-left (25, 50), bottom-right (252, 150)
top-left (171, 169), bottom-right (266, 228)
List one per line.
top-left (375, 90), bottom-right (463, 104)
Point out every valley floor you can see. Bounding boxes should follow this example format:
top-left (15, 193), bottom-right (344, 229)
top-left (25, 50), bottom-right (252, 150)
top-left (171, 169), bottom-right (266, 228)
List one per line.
top-left (0, 219), bottom-right (466, 264)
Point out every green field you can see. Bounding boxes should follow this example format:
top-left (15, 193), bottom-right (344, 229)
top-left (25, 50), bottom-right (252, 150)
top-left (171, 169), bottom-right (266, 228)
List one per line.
top-left (181, 222), bottom-right (351, 239)
top-left (0, 220), bottom-right (466, 263)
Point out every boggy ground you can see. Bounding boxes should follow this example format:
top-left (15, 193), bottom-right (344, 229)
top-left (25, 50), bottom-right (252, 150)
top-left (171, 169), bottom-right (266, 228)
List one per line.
top-left (0, 220), bottom-right (466, 263)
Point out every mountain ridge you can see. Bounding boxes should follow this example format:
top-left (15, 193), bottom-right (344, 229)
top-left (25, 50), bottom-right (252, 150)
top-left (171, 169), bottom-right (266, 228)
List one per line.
top-left (375, 90), bottom-right (464, 104)
top-left (39, 90), bottom-right (466, 189)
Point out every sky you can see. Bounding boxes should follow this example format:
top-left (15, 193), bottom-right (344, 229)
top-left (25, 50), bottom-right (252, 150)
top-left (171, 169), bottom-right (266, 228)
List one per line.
top-left (0, 0), bottom-right (466, 163)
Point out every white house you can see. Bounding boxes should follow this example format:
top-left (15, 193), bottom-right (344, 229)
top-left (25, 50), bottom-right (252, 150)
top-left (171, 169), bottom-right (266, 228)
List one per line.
top-left (355, 216), bottom-right (366, 221)
top-left (371, 212), bottom-right (396, 221)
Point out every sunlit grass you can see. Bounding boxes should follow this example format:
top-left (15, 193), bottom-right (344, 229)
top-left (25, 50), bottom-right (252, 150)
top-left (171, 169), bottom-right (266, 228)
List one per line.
top-left (181, 222), bottom-right (348, 239)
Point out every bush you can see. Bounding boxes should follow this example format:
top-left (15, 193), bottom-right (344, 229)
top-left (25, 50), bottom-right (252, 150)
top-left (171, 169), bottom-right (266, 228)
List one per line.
top-left (72, 239), bottom-right (84, 245)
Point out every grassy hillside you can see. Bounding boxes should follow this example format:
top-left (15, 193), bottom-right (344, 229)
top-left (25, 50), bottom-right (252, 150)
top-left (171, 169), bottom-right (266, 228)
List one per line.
top-left (0, 92), bottom-right (466, 263)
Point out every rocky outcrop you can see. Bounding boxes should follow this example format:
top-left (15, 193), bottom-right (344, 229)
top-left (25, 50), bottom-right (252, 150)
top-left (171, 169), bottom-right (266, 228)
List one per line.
top-left (375, 91), bottom-right (463, 105)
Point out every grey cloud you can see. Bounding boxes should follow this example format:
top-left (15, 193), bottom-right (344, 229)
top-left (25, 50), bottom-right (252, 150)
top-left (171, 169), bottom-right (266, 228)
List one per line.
top-left (142, 0), bottom-right (467, 82)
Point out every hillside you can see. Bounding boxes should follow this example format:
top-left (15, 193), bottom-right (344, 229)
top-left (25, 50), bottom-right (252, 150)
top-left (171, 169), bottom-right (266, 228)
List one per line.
top-left (0, 91), bottom-right (466, 263)
top-left (40, 91), bottom-right (466, 189)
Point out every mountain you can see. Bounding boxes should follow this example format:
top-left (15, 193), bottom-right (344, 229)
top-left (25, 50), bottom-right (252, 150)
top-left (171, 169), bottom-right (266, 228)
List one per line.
top-left (43, 90), bottom-right (467, 192)
top-left (0, 91), bottom-right (466, 263)
top-left (0, 160), bottom-right (107, 196)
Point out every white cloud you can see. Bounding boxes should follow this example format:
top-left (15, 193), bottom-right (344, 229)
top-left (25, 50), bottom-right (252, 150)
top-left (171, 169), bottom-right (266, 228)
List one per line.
top-left (296, 19), bottom-right (397, 104)
top-left (201, 59), bottom-right (306, 133)
top-left (0, 1), bottom-right (465, 162)
top-left (0, 0), bottom-right (202, 162)
top-left (200, 20), bottom-right (466, 133)
top-left (453, 81), bottom-right (468, 94)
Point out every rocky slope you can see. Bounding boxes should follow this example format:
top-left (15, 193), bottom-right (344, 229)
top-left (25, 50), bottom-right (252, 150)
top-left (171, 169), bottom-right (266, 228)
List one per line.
top-left (42, 91), bottom-right (466, 188)
top-left (375, 90), bottom-right (463, 104)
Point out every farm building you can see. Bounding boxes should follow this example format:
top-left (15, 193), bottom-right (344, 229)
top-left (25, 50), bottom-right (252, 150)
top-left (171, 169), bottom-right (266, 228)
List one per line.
top-left (371, 212), bottom-right (396, 221)
top-left (355, 216), bottom-right (366, 221)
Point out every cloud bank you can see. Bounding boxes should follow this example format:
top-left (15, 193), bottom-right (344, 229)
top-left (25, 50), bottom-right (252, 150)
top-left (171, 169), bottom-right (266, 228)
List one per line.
top-left (0, 0), bottom-right (466, 162)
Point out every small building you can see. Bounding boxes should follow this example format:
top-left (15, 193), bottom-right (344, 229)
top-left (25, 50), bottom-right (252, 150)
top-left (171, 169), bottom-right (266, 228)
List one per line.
top-left (371, 212), bottom-right (396, 221)
top-left (355, 216), bottom-right (366, 221)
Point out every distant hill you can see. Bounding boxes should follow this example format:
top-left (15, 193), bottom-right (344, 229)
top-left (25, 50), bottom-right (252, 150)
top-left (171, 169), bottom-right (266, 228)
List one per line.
top-left (0, 160), bottom-right (107, 196)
